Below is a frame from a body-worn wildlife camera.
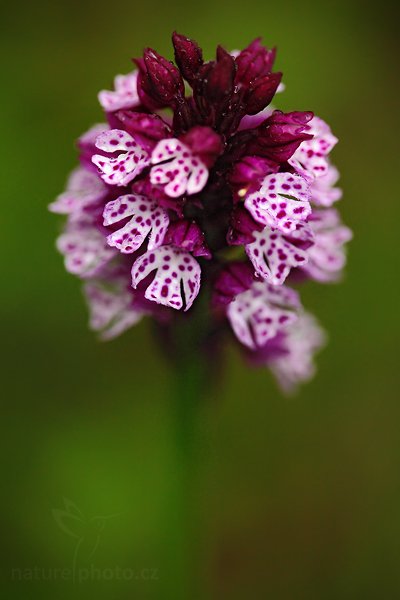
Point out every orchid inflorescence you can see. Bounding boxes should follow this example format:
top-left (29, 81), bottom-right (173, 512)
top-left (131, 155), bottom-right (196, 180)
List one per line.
top-left (50, 33), bottom-right (352, 391)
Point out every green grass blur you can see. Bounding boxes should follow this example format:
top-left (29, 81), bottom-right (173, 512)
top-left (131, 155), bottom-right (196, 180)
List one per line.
top-left (1, 0), bottom-right (399, 598)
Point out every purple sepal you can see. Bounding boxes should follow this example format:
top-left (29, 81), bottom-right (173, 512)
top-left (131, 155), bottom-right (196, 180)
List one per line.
top-left (131, 178), bottom-right (184, 216)
top-left (245, 72), bottom-right (282, 115)
top-left (114, 110), bottom-right (172, 152)
top-left (181, 126), bottom-right (223, 168)
top-left (229, 155), bottom-right (279, 201)
top-left (238, 108), bottom-right (274, 132)
top-left (212, 261), bottom-right (255, 307)
top-left (227, 206), bottom-right (263, 246)
top-left (249, 110), bottom-right (314, 162)
top-left (165, 220), bottom-right (211, 258)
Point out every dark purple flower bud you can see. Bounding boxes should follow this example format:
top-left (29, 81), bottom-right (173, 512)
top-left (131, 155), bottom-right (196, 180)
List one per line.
top-left (227, 205), bottom-right (264, 245)
top-left (248, 110), bottom-right (314, 162)
top-left (114, 110), bottom-right (172, 152)
top-left (181, 126), bottom-right (223, 168)
top-left (245, 72), bottom-right (282, 115)
top-left (134, 48), bottom-right (185, 109)
top-left (206, 46), bottom-right (236, 104)
top-left (132, 58), bottom-right (161, 111)
top-left (235, 39), bottom-right (276, 86)
top-left (172, 32), bottom-right (203, 85)
top-left (190, 62), bottom-right (213, 123)
top-left (212, 261), bottom-right (255, 307)
top-left (165, 220), bottom-right (211, 258)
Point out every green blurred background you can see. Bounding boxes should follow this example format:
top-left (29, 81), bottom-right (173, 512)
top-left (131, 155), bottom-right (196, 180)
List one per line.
top-left (1, 0), bottom-right (399, 598)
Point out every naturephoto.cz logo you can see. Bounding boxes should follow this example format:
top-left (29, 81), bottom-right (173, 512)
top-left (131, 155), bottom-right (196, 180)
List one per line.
top-left (11, 565), bottom-right (159, 583)
top-left (10, 498), bottom-right (158, 583)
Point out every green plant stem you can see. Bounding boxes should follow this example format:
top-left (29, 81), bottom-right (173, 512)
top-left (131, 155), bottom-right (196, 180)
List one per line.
top-left (164, 341), bottom-right (208, 600)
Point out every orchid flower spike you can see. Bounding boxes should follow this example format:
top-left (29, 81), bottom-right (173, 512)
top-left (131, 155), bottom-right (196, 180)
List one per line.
top-left (51, 33), bottom-right (351, 392)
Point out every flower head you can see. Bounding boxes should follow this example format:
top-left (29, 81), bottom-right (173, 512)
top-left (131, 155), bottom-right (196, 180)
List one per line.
top-left (51, 33), bottom-right (352, 392)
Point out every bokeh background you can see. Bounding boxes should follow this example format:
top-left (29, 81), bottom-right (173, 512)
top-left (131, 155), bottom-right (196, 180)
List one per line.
top-left (1, 0), bottom-right (399, 598)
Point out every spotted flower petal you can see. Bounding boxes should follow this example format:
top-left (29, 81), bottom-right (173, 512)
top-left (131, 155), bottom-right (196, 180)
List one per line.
top-left (56, 221), bottom-right (117, 278)
top-left (84, 276), bottom-right (146, 340)
top-left (92, 129), bottom-right (150, 186)
top-left (227, 280), bottom-right (301, 349)
top-left (103, 194), bottom-right (169, 254)
top-left (98, 71), bottom-right (140, 112)
top-left (310, 163), bottom-right (342, 207)
top-left (245, 172), bottom-right (311, 233)
top-left (289, 116), bottom-right (338, 181)
top-left (150, 138), bottom-right (208, 197)
top-left (268, 313), bottom-right (326, 393)
top-left (246, 223), bottom-right (312, 285)
top-left (303, 209), bottom-right (353, 282)
top-left (78, 123), bottom-right (109, 171)
top-left (131, 246), bottom-right (201, 310)
top-left (49, 167), bottom-right (107, 216)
